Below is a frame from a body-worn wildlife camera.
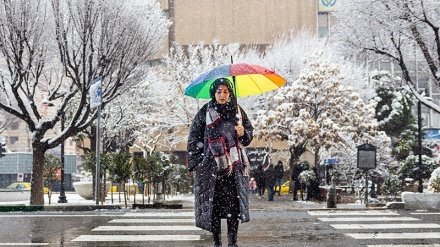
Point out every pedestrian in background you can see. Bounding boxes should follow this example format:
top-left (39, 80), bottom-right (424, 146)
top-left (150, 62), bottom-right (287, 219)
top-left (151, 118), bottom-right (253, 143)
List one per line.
top-left (187, 78), bottom-right (254, 247)
top-left (249, 177), bottom-right (256, 194)
top-left (264, 163), bottom-right (277, 201)
top-left (274, 161), bottom-right (284, 196)
top-left (254, 164), bottom-right (265, 198)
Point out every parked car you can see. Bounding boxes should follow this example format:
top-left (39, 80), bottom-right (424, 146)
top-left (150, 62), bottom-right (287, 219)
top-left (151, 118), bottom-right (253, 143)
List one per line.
top-left (6, 182), bottom-right (48, 193)
top-left (6, 182), bottom-right (31, 190)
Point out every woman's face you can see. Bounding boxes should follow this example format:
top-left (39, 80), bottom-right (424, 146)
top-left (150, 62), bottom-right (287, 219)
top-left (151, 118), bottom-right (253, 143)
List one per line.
top-left (214, 84), bottom-right (230, 105)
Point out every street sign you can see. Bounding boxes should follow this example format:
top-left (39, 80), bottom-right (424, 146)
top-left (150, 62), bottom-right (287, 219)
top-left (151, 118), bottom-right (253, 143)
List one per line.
top-left (89, 77), bottom-right (102, 108)
top-left (324, 158), bottom-right (340, 164)
top-left (17, 173), bottom-right (24, 182)
top-left (357, 143), bottom-right (376, 170)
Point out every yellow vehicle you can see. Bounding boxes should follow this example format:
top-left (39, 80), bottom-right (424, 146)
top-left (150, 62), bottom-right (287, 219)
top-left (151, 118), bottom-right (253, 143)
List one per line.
top-left (6, 182), bottom-right (31, 190)
top-left (280, 181), bottom-right (291, 194)
top-left (6, 182), bottom-right (48, 193)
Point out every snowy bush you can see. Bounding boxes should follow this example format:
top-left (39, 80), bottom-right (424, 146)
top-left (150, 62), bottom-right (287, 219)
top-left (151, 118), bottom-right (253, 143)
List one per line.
top-left (428, 167), bottom-right (440, 193)
top-left (299, 170), bottom-right (316, 186)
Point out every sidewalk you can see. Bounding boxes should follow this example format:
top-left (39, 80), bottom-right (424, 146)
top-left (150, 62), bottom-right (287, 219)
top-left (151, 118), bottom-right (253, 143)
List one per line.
top-left (247, 193), bottom-right (370, 211)
top-left (0, 191), bottom-right (380, 212)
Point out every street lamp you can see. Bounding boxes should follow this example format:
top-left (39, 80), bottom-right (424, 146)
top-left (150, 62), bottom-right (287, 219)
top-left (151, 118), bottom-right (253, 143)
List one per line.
top-left (417, 99), bottom-right (423, 193)
top-left (416, 93), bottom-right (433, 193)
top-left (58, 112), bottom-right (67, 203)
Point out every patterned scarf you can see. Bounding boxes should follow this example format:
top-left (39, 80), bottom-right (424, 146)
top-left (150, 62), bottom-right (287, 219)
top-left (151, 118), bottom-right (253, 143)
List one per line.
top-left (206, 103), bottom-right (249, 175)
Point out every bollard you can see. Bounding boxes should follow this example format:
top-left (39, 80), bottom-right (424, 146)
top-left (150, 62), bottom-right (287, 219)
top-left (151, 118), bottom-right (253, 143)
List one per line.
top-left (153, 183), bottom-right (163, 204)
top-left (326, 184), bottom-right (337, 208)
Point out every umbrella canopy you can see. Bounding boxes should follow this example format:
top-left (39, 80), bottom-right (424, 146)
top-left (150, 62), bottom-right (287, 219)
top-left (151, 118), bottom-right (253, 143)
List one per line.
top-left (184, 63), bottom-right (286, 99)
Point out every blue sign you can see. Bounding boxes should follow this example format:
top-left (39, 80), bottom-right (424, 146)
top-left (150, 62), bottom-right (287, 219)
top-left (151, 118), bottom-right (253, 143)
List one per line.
top-left (424, 128), bottom-right (440, 140)
top-left (89, 77), bottom-right (102, 108)
top-left (321, 0), bottom-right (337, 7)
top-left (324, 158), bottom-right (340, 164)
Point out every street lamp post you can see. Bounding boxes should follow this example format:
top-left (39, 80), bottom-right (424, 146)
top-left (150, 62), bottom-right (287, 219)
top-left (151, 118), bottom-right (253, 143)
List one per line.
top-left (417, 100), bottom-right (423, 193)
top-left (357, 143), bottom-right (377, 205)
top-left (58, 112), bottom-right (67, 203)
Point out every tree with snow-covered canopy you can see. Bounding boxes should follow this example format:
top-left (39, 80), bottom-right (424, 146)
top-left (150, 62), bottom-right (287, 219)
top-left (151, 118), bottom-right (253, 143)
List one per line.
top-left (0, 0), bottom-right (170, 205)
top-left (369, 71), bottom-right (418, 160)
top-left (332, 0), bottom-right (440, 111)
top-left (255, 54), bottom-right (380, 181)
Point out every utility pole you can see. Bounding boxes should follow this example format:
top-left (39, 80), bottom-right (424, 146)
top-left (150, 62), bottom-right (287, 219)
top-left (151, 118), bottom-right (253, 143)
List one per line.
top-left (58, 112), bottom-right (67, 203)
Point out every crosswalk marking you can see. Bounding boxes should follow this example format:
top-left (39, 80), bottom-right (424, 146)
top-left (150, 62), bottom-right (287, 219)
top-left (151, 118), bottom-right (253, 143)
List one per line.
top-left (72, 235), bottom-right (201, 242)
top-left (109, 218), bottom-right (194, 223)
top-left (310, 211), bottom-right (440, 245)
top-left (308, 211), bottom-right (399, 216)
top-left (347, 232), bottom-right (440, 239)
top-left (71, 211), bottom-right (202, 243)
top-left (0, 244), bottom-right (49, 246)
top-left (317, 217), bottom-right (419, 222)
top-left (367, 245), bottom-right (440, 247)
top-left (411, 212), bottom-right (440, 215)
top-left (123, 212), bottom-right (194, 217)
top-left (92, 225), bottom-right (201, 231)
top-left (331, 223), bottom-right (440, 229)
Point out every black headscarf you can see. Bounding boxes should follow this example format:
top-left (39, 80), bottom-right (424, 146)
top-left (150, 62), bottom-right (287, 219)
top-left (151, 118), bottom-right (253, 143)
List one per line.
top-left (210, 78), bottom-right (238, 123)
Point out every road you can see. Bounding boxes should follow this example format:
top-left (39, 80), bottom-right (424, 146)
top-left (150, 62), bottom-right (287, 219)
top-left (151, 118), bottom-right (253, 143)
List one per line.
top-left (0, 208), bottom-right (440, 247)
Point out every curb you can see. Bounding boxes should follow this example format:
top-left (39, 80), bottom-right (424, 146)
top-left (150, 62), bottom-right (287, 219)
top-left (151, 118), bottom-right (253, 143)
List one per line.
top-left (132, 203), bottom-right (183, 209)
top-left (0, 204), bottom-right (121, 212)
top-left (0, 205), bottom-right (44, 212)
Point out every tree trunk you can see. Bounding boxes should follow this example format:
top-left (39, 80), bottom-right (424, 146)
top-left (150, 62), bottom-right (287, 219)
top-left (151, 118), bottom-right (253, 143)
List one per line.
top-left (288, 143), bottom-right (307, 192)
top-left (30, 143), bottom-right (48, 205)
top-left (314, 147), bottom-right (321, 183)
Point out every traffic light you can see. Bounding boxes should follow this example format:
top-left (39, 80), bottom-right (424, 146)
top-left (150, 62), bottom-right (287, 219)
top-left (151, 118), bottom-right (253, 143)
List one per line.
top-left (0, 143), bottom-right (5, 157)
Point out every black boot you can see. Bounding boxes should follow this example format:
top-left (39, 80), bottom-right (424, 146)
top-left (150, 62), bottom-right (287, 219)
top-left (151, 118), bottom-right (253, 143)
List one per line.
top-left (227, 232), bottom-right (237, 247)
top-left (213, 232), bottom-right (222, 247)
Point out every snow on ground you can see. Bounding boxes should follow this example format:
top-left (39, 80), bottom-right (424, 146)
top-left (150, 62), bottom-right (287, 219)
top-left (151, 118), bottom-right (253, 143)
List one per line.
top-left (0, 192), bottom-right (194, 206)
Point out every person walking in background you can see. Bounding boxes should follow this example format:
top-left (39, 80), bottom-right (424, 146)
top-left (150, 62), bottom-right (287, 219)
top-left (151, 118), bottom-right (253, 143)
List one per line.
top-left (187, 78), bottom-right (254, 247)
top-left (254, 164), bottom-right (265, 198)
top-left (264, 163), bottom-right (277, 201)
top-left (249, 177), bottom-right (256, 195)
top-left (274, 161), bottom-right (284, 196)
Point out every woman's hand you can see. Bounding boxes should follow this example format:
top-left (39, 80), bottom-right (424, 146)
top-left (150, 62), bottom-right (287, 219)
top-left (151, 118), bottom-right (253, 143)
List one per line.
top-left (235, 125), bottom-right (244, 137)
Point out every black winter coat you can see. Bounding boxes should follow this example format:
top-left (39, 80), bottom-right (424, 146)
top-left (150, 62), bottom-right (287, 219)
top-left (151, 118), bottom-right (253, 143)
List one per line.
top-left (187, 101), bottom-right (253, 232)
top-left (264, 165), bottom-right (277, 187)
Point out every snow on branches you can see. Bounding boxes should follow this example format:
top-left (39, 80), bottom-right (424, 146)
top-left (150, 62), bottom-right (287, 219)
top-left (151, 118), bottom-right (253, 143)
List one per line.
top-left (255, 53), bottom-right (379, 153)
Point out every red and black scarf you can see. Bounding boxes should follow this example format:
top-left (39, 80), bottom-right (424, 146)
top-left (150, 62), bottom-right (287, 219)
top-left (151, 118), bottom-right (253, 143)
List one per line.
top-left (206, 103), bottom-right (249, 175)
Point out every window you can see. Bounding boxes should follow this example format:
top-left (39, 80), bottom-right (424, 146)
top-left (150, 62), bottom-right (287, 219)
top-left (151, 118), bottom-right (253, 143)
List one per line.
top-left (9, 136), bottom-right (18, 145)
top-left (9, 122), bottom-right (19, 130)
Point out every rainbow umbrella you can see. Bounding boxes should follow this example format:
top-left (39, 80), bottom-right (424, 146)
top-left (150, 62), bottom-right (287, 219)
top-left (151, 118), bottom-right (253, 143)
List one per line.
top-left (184, 63), bottom-right (286, 99)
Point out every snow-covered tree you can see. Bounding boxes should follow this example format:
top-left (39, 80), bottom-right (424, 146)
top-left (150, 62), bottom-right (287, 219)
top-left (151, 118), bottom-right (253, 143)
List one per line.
top-left (255, 54), bottom-right (379, 180)
top-left (264, 31), bottom-right (375, 101)
top-left (0, 0), bottom-right (170, 204)
top-left (331, 131), bottom-right (395, 185)
top-left (333, 0), bottom-right (440, 111)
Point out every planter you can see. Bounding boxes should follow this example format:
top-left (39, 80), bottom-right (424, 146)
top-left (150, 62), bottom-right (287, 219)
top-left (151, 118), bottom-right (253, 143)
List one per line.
top-left (73, 181), bottom-right (110, 200)
top-left (401, 192), bottom-right (440, 210)
top-left (0, 189), bottom-right (30, 202)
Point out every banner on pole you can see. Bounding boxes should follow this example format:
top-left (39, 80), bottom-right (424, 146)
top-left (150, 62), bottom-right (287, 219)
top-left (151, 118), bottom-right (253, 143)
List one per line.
top-left (90, 77), bottom-right (102, 108)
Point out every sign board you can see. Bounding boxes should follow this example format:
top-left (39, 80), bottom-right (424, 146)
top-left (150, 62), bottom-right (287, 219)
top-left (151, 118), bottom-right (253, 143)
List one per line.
top-left (89, 77), bottom-right (102, 108)
top-left (324, 158), bottom-right (340, 164)
top-left (424, 128), bottom-right (440, 140)
top-left (17, 173), bottom-right (24, 182)
top-left (318, 0), bottom-right (339, 12)
top-left (357, 143), bottom-right (377, 170)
